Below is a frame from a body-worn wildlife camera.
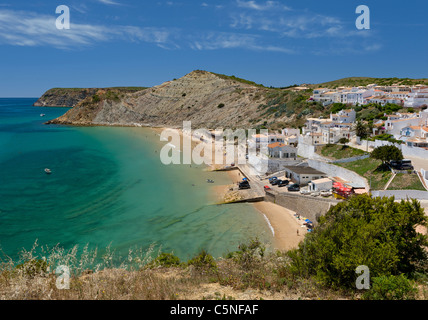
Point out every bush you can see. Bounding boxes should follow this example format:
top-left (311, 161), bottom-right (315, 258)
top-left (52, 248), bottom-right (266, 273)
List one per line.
top-left (15, 259), bottom-right (49, 278)
top-left (149, 253), bottom-right (181, 268)
top-left (187, 250), bottom-right (217, 271)
top-left (287, 195), bottom-right (428, 289)
top-left (362, 274), bottom-right (418, 300)
top-left (226, 238), bottom-right (266, 270)
top-left (92, 94), bottom-right (101, 103)
top-left (217, 103), bottom-right (225, 109)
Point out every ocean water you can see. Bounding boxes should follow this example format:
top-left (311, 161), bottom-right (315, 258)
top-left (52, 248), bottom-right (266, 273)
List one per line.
top-left (0, 98), bottom-right (273, 264)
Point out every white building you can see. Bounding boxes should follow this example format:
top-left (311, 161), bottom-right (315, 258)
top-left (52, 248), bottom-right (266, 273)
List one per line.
top-left (268, 142), bottom-right (297, 159)
top-left (308, 178), bottom-right (333, 192)
top-left (330, 109), bottom-right (356, 124)
top-left (404, 87), bottom-right (428, 108)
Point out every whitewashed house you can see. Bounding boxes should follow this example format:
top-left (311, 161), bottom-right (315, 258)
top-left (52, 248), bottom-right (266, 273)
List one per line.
top-left (267, 142), bottom-right (297, 159)
top-left (404, 87), bottom-right (428, 108)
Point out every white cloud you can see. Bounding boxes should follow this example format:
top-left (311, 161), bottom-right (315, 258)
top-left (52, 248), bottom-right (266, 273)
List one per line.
top-left (236, 0), bottom-right (291, 11)
top-left (0, 9), bottom-right (174, 49)
top-left (189, 31), bottom-right (294, 53)
top-left (97, 0), bottom-right (121, 5)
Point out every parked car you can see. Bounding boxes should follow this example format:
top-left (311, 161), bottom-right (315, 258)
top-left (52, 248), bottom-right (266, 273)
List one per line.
top-left (269, 177), bottom-right (278, 184)
top-left (320, 190), bottom-right (332, 197)
top-left (277, 180), bottom-right (290, 187)
top-left (239, 181), bottom-right (251, 190)
top-left (300, 188), bottom-right (311, 195)
top-left (271, 178), bottom-right (281, 186)
top-left (311, 191), bottom-right (320, 197)
top-left (287, 183), bottom-right (300, 192)
top-left (390, 159), bottom-right (414, 170)
top-left (264, 185), bottom-right (271, 191)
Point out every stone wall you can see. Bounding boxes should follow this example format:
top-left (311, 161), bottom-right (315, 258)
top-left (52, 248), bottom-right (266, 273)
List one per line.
top-left (265, 191), bottom-right (341, 224)
top-left (307, 159), bottom-right (370, 190)
top-left (371, 190), bottom-right (428, 200)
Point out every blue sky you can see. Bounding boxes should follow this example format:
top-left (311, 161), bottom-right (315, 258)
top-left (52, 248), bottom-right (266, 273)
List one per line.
top-left (0, 0), bottom-right (427, 97)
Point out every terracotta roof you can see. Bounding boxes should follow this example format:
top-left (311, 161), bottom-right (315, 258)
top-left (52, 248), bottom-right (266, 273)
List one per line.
top-left (268, 142), bottom-right (286, 148)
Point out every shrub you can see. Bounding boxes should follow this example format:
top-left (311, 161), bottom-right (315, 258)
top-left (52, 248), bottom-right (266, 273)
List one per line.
top-left (217, 103), bottom-right (225, 109)
top-left (149, 253), bottom-right (181, 268)
top-left (226, 238), bottom-right (266, 270)
top-left (362, 274), bottom-right (418, 300)
top-left (92, 94), bottom-right (101, 103)
top-left (187, 250), bottom-right (217, 271)
top-left (287, 195), bottom-right (428, 289)
top-left (15, 259), bottom-right (49, 278)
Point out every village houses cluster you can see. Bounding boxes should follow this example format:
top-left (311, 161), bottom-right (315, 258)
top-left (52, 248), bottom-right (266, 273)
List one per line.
top-left (248, 84), bottom-right (428, 164)
top-left (309, 84), bottom-right (428, 108)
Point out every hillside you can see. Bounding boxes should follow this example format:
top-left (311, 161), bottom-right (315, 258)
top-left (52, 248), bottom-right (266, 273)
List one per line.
top-left (310, 77), bottom-right (428, 89)
top-left (34, 87), bottom-right (147, 108)
top-left (40, 72), bottom-right (428, 130)
top-left (46, 70), bottom-right (322, 129)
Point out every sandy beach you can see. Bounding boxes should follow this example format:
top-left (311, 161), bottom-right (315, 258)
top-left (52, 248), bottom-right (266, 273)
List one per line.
top-left (152, 126), bottom-right (307, 251)
top-left (252, 201), bottom-right (307, 251)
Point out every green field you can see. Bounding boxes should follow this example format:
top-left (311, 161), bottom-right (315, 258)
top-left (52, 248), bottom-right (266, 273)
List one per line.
top-left (318, 144), bottom-right (366, 160)
top-left (387, 173), bottom-right (426, 191)
top-left (337, 157), bottom-right (393, 191)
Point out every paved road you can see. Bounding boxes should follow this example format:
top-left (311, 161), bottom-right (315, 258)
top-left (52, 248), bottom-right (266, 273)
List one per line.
top-left (405, 156), bottom-right (428, 171)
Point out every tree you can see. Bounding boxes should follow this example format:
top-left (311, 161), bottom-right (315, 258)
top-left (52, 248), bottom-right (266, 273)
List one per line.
top-left (287, 195), bottom-right (428, 289)
top-left (370, 145), bottom-right (403, 164)
top-left (354, 120), bottom-right (369, 139)
top-left (338, 137), bottom-right (350, 145)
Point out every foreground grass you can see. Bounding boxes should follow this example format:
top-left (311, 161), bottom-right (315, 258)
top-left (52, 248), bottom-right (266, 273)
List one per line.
top-left (0, 241), bottom-right (352, 300)
top-left (337, 157), bottom-right (393, 190)
top-left (1, 238), bottom-right (426, 300)
top-left (388, 173), bottom-right (426, 191)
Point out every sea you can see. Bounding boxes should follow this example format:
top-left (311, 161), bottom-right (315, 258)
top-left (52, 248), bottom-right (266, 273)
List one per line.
top-left (0, 98), bottom-right (273, 266)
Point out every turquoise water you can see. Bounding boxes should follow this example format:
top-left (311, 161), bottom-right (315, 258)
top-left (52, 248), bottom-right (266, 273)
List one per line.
top-left (0, 98), bottom-right (273, 263)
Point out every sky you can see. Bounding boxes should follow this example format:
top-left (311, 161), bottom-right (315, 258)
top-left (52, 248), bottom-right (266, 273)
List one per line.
top-left (0, 0), bottom-right (427, 97)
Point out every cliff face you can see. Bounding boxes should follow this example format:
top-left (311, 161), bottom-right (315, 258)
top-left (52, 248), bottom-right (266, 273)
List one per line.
top-left (47, 71), bottom-right (272, 129)
top-left (45, 70), bottom-right (319, 129)
top-left (34, 88), bottom-right (99, 107)
top-left (34, 87), bottom-right (148, 108)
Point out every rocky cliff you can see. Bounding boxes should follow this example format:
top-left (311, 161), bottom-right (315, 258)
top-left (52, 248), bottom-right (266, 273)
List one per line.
top-left (45, 70), bottom-right (320, 129)
top-left (34, 87), bottom-right (147, 108)
top-left (34, 88), bottom-right (99, 107)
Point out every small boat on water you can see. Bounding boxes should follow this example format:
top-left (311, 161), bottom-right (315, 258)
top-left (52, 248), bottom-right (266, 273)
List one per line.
top-left (44, 168), bottom-right (52, 174)
top-left (40, 114), bottom-right (46, 117)
top-left (206, 179), bottom-right (214, 183)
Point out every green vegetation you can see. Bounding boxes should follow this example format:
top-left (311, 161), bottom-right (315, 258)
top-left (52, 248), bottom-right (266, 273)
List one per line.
top-left (256, 89), bottom-right (324, 127)
top-left (362, 274), bottom-right (418, 300)
top-left (370, 145), bottom-right (403, 164)
top-left (217, 103), bottom-right (225, 109)
top-left (311, 77), bottom-right (428, 89)
top-left (211, 72), bottom-right (267, 88)
top-left (1, 201), bottom-right (427, 301)
top-left (50, 87), bottom-right (147, 93)
top-left (337, 157), bottom-right (393, 190)
top-left (319, 144), bottom-right (366, 160)
top-left (387, 173), bottom-right (426, 191)
top-left (369, 133), bottom-right (404, 144)
top-left (287, 195), bottom-right (428, 290)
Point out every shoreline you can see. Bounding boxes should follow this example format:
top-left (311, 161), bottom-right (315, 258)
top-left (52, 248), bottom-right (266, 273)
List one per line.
top-left (152, 126), bottom-right (307, 251)
top-left (252, 201), bottom-right (307, 252)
